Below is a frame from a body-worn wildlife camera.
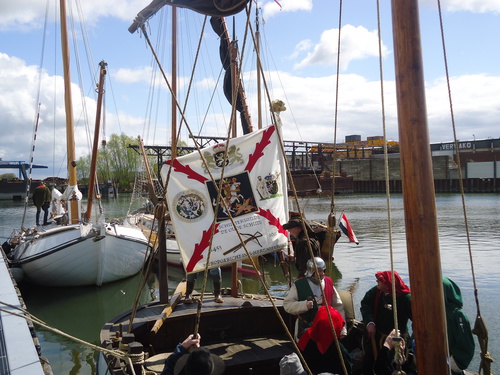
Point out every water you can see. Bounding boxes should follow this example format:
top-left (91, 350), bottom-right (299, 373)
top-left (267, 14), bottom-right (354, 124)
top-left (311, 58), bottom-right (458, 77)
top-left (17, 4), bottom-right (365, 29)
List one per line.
top-left (1, 193), bottom-right (499, 374)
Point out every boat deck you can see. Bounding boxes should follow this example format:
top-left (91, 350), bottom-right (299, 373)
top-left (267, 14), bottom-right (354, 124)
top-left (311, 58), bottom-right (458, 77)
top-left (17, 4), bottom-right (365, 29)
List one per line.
top-left (0, 249), bottom-right (50, 374)
top-left (100, 292), bottom-right (295, 375)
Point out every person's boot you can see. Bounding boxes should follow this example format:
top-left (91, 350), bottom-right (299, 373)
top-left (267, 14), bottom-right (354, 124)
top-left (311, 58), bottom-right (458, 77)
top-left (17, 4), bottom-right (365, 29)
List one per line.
top-left (213, 281), bottom-right (223, 303)
top-left (183, 281), bottom-right (195, 304)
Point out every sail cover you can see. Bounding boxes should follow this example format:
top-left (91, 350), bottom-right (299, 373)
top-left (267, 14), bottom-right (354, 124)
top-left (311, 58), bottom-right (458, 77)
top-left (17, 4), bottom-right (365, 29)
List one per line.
top-left (129, 0), bottom-right (250, 33)
top-left (161, 125), bottom-right (289, 273)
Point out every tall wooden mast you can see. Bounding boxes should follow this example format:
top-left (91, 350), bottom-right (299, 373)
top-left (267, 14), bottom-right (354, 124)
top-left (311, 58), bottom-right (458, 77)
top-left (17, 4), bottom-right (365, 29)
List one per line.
top-left (59, 0), bottom-right (80, 225)
top-left (391, 1), bottom-right (449, 373)
top-left (85, 61), bottom-right (107, 222)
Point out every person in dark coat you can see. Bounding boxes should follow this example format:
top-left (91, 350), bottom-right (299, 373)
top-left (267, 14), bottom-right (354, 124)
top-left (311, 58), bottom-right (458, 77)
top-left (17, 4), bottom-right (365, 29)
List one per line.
top-left (161, 334), bottom-right (225, 375)
top-left (283, 218), bottom-right (321, 278)
top-left (360, 270), bottom-right (412, 375)
top-left (33, 183), bottom-right (52, 226)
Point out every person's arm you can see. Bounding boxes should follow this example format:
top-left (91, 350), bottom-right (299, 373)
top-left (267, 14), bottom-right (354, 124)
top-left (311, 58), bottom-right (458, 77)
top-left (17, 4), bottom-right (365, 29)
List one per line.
top-left (283, 284), bottom-right (310, 315)
top-left (331, 287), bottom-right (347, 337)
top-left (360, 287), bottom-right (377, 338)
top-left (161, 334), bottom-right (201, 375)
top-left (374, 329), bottom-right (405, 375)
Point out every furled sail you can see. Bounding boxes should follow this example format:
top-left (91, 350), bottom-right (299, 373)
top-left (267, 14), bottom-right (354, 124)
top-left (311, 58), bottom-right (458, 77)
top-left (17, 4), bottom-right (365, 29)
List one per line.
top-left (129, 0), bottom-right (250, 33)
top-left (210, 16), bottom-right (253, 134)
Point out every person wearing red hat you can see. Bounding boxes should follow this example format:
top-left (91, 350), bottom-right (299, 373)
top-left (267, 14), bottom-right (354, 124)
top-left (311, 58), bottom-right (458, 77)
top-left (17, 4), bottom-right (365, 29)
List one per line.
top-left (360, 270), bottom-right (412, 375)
top-left (297, 305), bottom-right (352, 374)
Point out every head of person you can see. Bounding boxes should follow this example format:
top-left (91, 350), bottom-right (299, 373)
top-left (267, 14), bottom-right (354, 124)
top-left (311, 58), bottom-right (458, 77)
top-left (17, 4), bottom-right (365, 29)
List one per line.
top-left (283, 218), bottom-right (303, 237)
top-left (297, 306), bottom-right (345, 354)
top-left (442, 276), bottom-right (463, 313)
top-left (174, 347), bottom-right (225, 375)
top-left (375, 270), bottom-right (411, 296)
top-left (304, 257), bottom-right (326, 284)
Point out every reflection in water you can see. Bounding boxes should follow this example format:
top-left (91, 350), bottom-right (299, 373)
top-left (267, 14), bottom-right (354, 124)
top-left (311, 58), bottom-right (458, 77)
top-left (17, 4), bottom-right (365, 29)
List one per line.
top-left (1, 193), bottom-right (499, 374)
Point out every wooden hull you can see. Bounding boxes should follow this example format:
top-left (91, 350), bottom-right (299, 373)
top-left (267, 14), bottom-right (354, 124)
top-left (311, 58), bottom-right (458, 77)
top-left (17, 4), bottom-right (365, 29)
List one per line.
top-left (11, 223), bottom-right (150, 286)
top-left (99, 292), bottom-right (295, 375)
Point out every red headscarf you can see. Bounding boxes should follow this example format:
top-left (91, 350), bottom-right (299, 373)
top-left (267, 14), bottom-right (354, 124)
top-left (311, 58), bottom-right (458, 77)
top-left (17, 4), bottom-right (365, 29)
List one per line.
top-left (375, 270), bottom-right (411, 296)
top-left (297, 306), bottom-right (345, 355)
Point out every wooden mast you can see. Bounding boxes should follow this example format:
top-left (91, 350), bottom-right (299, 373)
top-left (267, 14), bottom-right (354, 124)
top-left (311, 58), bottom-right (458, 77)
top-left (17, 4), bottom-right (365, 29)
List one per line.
top-left (86, 61), bottom-right (107, 222)
top-left (255, 7), bottom-right (262, 130)
top-left (59, 0), bottom-right (79, 224)
top-left (391, 1), bottom-right (449, 373)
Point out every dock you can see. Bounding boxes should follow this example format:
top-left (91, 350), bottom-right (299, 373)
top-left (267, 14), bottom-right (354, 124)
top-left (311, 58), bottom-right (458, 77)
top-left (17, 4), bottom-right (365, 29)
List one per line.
top-left (0, 249), bottom-right (51, 374)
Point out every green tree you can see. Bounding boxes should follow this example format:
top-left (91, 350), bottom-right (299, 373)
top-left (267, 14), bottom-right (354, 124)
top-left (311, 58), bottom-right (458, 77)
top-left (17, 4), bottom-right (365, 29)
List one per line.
top-left (76, 155), bottom-right (91, 184)
top-left (98, 133), bottom-right (140, 191)
top-left (0, 173), bottom-right (16, 180)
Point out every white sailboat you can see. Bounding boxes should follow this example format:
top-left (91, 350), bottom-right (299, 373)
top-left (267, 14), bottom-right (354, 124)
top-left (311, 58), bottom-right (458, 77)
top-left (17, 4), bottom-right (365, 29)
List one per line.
top-left (6, 0), bottom-right (151, 287)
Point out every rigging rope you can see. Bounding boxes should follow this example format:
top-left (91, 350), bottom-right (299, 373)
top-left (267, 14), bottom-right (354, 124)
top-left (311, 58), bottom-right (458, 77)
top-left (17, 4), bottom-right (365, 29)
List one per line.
top-left (0, 301), bottom-right (140, 375)
top-left (375, 0), bottom-right (406, 371)
top-left (436, 1), bottom-right (492, 373)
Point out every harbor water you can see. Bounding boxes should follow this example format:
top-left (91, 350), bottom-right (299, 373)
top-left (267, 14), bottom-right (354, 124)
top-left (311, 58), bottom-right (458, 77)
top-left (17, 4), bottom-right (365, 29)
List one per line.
top-left (0, 193), bottom-right (498, 374)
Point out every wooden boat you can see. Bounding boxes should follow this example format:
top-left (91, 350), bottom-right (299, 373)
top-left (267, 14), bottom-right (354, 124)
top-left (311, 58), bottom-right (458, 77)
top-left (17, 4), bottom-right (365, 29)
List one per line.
top-left (4, 0), bottom-right (151, 287)
top-left (100, 0), bottom-right (493, 374)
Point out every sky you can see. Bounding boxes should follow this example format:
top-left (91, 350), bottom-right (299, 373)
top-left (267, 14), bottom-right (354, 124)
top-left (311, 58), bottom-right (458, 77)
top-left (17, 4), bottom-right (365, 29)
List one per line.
top-left (0, 0), bottom-right (499, 179)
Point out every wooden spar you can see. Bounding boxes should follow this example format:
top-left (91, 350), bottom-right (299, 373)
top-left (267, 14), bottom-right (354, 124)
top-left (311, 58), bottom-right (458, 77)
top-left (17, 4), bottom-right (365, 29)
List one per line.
top-left (151, 281), bottom-right (186, 333)
top-left (59, 0), bottom-right (79, 224)
top-left (86, 61), bottom-right (107, 222)
top-left (391, 1), bottom-right (450, 373)
top-left (171, 7), bottom-right (178, 159)
top-left (255, 7), bottom-right (262, 130)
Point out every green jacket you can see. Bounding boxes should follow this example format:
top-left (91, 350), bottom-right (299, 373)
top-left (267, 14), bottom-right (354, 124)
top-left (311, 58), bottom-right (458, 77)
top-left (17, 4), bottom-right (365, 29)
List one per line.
top-left (360, 285), bottom-right (412, 335)
top-left (33, 184), bottom-right (51, 209)
top-left (443, 276), bottom-right (475, 374)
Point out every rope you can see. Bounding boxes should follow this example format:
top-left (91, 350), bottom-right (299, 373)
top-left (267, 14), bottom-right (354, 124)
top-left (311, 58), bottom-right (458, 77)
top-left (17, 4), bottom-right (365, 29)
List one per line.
top-left (435, 1), bottom-right (492, 373)
top-left (0, 301), bottom-right (135, 372)
top-left (375, 0), bottom-right (405, 371)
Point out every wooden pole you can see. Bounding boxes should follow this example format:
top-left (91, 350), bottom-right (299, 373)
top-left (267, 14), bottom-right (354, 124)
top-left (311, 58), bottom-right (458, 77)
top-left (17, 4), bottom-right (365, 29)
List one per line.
top-left (171, 6), bottom-right (178, 159)
top-left (391, 1), bottom-right (450, 373)
top-left (59, 0), bottom-right (79, 224)
top-left (86, 61), bottom-right (107, 221)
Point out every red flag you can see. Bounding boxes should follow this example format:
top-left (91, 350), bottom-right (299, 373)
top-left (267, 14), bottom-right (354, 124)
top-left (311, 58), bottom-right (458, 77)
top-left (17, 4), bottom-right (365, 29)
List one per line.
top-left (339, 213), bottom-right (359, 244)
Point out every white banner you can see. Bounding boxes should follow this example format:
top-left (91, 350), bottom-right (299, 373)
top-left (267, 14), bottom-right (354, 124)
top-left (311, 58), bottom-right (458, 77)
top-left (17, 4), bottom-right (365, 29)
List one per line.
top-left (161, 125), bottom-right (289, 274)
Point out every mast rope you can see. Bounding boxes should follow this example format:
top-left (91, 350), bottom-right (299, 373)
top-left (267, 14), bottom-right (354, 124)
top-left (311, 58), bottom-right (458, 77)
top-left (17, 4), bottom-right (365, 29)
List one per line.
top-left (0, 301), bottom-right (141, 375)
top-left (376, 0), bottom-right (406, 371)
top-left (22, 0), bottom-right (52, 229)
top-left (436, 1), bottom-right (492, 373)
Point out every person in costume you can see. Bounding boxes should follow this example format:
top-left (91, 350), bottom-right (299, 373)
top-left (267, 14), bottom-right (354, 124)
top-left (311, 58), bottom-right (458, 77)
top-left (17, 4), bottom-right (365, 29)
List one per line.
top-left (161, 334), bottom-right (225, 375)
top-left (297, 305), bottom-right (352, 374)
top-left (283, 217), bottom-right (321, 278)
top-left (360, 270), bottom-right (412, 374)
top-left (443, 276), bottom-right (475, 375)
top-left (283, 257), bottom-right (346, 341)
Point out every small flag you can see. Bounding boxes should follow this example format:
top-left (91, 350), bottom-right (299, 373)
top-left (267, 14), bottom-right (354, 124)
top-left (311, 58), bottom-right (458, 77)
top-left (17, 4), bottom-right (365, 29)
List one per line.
top-left (339, 213), bottom-right (359, 244)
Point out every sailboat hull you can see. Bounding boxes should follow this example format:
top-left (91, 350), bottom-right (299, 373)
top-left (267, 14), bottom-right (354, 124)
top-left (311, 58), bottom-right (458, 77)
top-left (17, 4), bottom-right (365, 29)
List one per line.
top-left (12, 223), bottom-right (150, 287)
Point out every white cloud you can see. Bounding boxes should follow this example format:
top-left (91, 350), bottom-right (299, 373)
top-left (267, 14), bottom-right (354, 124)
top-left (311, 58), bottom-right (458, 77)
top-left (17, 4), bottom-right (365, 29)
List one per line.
top-left (293, 25), bottom-right (390, 71)
top-left (114, 66), bottom-right (154, 84)
top-left (261, 0), bottom-right (312, 19)
top-left (421, 0), bottom-right (500, 13)
top-left (0, 0), bottom-right (157, 30)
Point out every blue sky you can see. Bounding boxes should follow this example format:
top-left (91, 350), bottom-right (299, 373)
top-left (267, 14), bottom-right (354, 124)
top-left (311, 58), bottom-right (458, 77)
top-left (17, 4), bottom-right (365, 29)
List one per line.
top-left (0, 0), bottom-right (499, 179)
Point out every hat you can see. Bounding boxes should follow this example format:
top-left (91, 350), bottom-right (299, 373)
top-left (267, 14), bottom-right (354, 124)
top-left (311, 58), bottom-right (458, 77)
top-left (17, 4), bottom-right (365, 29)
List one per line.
top-left (297, 306), bottom-right (345, 354)
top-left (282, 218), bottom-right (303, 230)
top-left (174, 347), bottom-right (225, 375)
top-left (279, 352), bottom-right (307, 375)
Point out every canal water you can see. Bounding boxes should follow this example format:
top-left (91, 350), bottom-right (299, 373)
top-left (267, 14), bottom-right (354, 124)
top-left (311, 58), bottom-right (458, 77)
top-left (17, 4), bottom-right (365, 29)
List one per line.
top-left (0, 193), bottom-right (498, 374)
